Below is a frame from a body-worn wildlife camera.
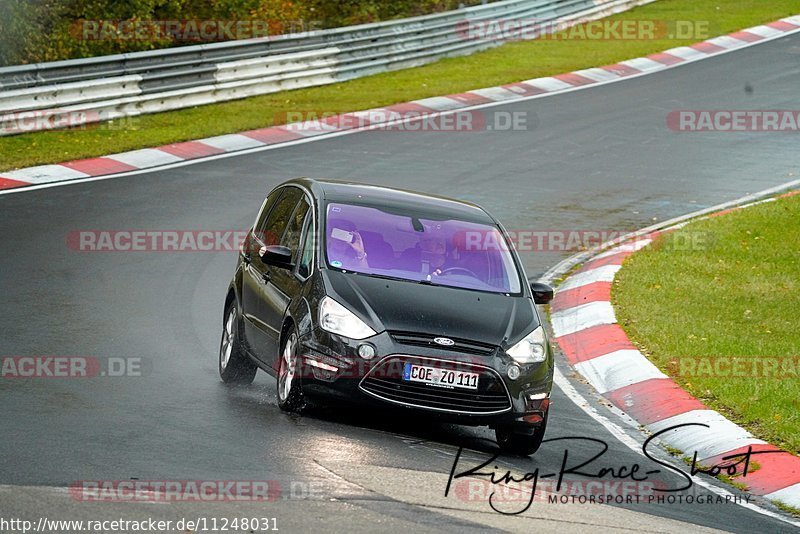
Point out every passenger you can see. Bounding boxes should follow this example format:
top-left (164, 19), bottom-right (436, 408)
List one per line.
top-left (327, 219), bottom-right (369, 270)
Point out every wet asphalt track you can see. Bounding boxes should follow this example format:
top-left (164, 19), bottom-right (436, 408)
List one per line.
top-left (1, 33), bottom-right (800, 533)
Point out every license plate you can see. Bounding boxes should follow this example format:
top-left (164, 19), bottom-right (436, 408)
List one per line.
top-left (403, 363), bottom-right (479, 390)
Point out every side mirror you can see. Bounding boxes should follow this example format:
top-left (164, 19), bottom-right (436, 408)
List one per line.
top-left (530, 282), bottom-right (554, 305)
top-left (259, 245), bottom-right (294, 270)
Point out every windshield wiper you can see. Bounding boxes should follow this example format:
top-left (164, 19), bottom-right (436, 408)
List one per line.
top-left (349, 270), bottom-right (424, 285)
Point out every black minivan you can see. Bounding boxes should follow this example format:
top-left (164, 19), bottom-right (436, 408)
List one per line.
top-left (220, 178), bottom-right (554, 455)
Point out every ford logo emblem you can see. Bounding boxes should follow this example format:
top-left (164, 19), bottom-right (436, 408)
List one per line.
top-left (433, 337), bottom-right (455, 346)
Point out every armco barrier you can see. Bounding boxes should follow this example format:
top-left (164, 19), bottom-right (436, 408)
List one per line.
top-left (0, 0), bottom-right (656, 135)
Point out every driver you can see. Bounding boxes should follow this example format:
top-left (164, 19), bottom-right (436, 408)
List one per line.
top-left (419, 235), bottom-right (448, 276)
top-left (423, 232), bottom-right (484, 282)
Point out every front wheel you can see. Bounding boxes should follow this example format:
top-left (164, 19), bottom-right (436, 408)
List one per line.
top-left (219, 301), bottom-right (258, 385)
top-left (496, 412), bottom-right (548, 456)
top-left (277, 329), bottom-right (304, 412)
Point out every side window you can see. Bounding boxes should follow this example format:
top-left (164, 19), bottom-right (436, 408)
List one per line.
top-left (280, 198), bottom-right (310, 256)
top-left (254, 188), bottom-right (283, 235)
top-left (257, 187), bottom-right (303, 246)
top-left (297, 211), bottom-right (315, 279)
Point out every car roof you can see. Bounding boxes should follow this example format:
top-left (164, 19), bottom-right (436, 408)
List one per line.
top-left (286, 178), bottom-right (496, 224)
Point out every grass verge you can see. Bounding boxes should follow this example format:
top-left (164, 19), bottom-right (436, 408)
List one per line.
top-left (613, 192), bottom-right (800, 454)
top-left (1, 0), bottom-right (798, 171)
top-left (774, 500), bottom-right (800, 518)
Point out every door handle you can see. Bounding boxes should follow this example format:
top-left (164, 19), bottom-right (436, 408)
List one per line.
top-left (262, 271), bottom-right (271, 283)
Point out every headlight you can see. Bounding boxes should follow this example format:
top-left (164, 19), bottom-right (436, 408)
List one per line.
top-left (319, 296), bottom-right (376, 340)
top-left (506, 326), bottom-right (548, 364)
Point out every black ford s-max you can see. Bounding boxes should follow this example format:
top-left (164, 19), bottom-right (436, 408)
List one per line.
top-left (220, 178), bottom-right (554, 455)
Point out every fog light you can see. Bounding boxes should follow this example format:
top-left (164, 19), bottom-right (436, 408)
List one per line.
top-left (358, 344), bottom-right (376, 360)
top-left (526, 396), bottom-right (550, 411)
top-left (507, 365), bottom-right (521, 380)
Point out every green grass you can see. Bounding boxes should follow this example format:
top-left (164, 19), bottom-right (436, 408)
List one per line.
top-left (774, 500), bottom-right (800, 518)
top-left (614, 193), bottom-right (800, 454)
top-left (1, 0), bottom-right (798, 171)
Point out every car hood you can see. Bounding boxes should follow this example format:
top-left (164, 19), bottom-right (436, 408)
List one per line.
top-left (322, 270), bottom-right (538, 346)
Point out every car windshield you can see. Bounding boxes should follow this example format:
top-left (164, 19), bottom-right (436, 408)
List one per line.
top-left (325, 202), bottom-right (522, 294)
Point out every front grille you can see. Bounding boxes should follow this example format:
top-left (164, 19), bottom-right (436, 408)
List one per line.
top-left (359, 356), bottom-right (511, 414)
top-left (389, 331), bottom-right (496, 356)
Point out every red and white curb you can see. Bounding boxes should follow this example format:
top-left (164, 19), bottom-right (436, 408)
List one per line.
top-left (549, 189), bottom-right (800, 510)
top-left (2, 15), bottom-right (800, 193)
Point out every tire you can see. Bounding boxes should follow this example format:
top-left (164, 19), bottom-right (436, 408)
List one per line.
top-left (496, 412), bottom-right (549, 456)
top-left (219, 300), bottom-right (258, 385)
top-left (276, 327), bottom-right (305, 412)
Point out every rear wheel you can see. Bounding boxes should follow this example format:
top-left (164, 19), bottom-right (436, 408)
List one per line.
top-left (219, 301), bottom-right (258, 385)
top-left (277, 328), bottom-right (304, 412)
top-left (496, 412), bottom-right (548, 456)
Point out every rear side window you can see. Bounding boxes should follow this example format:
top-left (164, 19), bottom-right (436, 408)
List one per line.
top-left (254, 188), bottom-right (282, 234)
top-left (256, 187), bottom-right (303, 245)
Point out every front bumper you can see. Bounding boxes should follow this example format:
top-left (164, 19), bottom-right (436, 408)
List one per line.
top-left (298, 328), bottom-right (553, 427)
